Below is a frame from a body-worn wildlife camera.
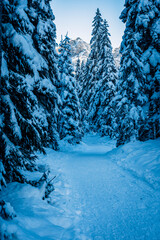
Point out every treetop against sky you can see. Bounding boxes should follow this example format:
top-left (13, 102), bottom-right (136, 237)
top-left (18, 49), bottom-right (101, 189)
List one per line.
top-left (51, 0), bottom-right (125, 48)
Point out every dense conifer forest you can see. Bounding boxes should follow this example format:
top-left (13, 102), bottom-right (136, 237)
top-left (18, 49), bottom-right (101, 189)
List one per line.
top-left (0, 0), bottom-right (159, 239)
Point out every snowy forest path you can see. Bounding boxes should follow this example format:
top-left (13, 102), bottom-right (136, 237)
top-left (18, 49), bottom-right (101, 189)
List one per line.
top-left (51, 134), bottom-right (160, 240)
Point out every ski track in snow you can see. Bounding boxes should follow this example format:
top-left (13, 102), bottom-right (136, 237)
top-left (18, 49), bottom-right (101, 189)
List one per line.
top-left (1, 135), bottom-right (160, 240)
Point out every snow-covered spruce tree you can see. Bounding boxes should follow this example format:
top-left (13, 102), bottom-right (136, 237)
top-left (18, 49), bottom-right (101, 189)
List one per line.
top-left (75, 58), bottom-right (81, 83)
top-left (75, 59), bottom-right (87, 101)
top-left (116, 0), bottom-right (160, 146)
top-left (78, 60), bottom-right (86, 101)
top-left (1, 0), bottom-right (43, 183)
top-left (0, 162), bottom-right (6, 191)
top-left (135, 0), bottom-right (160, 140)
top-left (0, 0), bottom-right (6, 190)
top-left (116, 30), bottom-right (147, 146)
top-left (79, 60), bottom-right (86, 86)
top-left (82, 8), bottom-right (103, 115)
top-left (0, 0), bottom-right (60, 185)
top-left (79, 60), bottom-right (87, 92)
top-left (29, 0), bottom-right (61, 149)
top-left (88, 19), bottom-right (117, 137)
top-left (75, 58), bottom-right (82, 98)
top-left (77, 60), bottom-right (89, 130)
top-left (58, 35), bottom-right (83, 144)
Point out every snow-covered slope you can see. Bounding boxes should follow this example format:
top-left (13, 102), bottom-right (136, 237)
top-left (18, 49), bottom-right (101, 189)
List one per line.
top-left (109, 138), bottom-right (160, 189)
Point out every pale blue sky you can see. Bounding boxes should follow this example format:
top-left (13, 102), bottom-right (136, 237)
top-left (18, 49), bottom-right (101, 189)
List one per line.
top-left (51, 0), bottom-right (125, 49)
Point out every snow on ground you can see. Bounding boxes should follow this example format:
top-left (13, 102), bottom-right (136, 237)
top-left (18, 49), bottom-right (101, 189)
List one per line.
top-left (0, 134), bottom-right (160, 240)
top-left (108, 138), bottom-right (160, 190)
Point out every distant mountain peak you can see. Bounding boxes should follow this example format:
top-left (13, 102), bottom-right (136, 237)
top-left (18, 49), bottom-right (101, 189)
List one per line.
top-left (61, 37), bottom-right (121, 69)
top-left (69, 38), bottom-right (91, 66)
top-left (76, 37), bottom-right (83, 41)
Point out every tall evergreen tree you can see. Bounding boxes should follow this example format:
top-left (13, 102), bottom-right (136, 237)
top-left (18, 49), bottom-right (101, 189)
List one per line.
top-left (82, 8), bottom-right (103, 113)
top-left (75, 58), bottom-right (81, 83)
top-left (79, 60), bottom-right (86, 86)
top-left (88, 19), bottom-right (117, 137)
top-left (78, 60), bottom-right (86, 100)
top-left (58, 35), bottom-right (83, 144)
top-left (116, 0), bottom-right (160, 146)
top-left (0, 0), bottom-right (5, 190)
top-left (116, 32), bottom-right (147, 146)
top-left (75, 58), bottom-right (82, 98)
top-left (136, 0), bottom-right (160, 140)
top-left (30, 0), bottom-right (61, 149)
top-left (0, 0), bottom-right (60, 186)
top-left (77, 60), bottom-right (89, 130)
